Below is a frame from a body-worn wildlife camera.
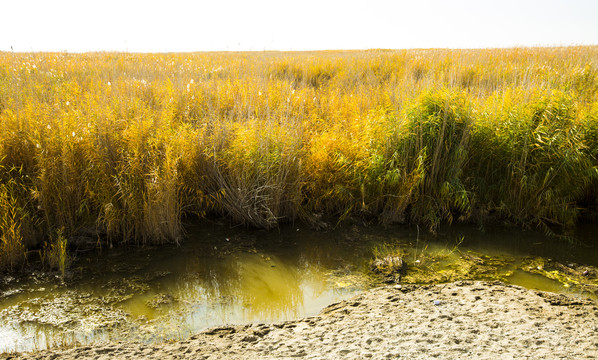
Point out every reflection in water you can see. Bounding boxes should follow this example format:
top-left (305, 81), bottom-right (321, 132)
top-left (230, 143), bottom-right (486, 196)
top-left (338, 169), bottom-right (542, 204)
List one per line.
top-left (235, 254), bottom-right (303, 320)
top-left (0, 223), bottom-right (597, 352)
top-left (168, 252), bottom-right (307, 330)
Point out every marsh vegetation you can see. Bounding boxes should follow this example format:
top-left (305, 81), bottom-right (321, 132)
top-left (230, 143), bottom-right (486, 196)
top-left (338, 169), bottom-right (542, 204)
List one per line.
top-left (0, 46), bottom-right (597, 272)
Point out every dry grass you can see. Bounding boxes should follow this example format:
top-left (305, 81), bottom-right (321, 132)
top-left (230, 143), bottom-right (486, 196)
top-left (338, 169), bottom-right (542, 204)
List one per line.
top-left (0, 47), bottom-right (597, 271)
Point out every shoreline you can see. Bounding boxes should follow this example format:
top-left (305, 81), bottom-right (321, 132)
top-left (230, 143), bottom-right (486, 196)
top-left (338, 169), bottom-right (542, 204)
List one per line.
top-left (3, 281), bottom-right (598, 359)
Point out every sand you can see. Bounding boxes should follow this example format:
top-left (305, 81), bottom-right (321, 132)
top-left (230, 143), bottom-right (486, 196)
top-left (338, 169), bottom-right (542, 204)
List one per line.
top-left (3, 281), bottom-right (598, 360)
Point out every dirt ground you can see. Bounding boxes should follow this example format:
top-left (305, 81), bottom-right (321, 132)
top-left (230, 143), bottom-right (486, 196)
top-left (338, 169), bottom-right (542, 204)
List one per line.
top-left (3, 281), bottom-right (598, 360)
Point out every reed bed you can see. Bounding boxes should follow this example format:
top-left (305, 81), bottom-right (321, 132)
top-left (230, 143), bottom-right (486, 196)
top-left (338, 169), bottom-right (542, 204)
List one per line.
top-left (1, 47), bottom-right (597, 271)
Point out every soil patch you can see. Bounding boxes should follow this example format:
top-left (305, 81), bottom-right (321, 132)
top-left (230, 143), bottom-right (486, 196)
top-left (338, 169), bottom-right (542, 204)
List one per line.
top-left (3, 281), bottom-right (598, 359)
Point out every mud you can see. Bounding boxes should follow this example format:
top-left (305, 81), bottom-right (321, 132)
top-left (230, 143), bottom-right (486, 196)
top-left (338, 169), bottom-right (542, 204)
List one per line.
top-left (4, 281), bottom-right (598, 359)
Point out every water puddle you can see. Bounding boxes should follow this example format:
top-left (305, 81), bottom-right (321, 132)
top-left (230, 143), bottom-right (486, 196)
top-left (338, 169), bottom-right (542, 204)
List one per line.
top-left (1, 223), bottom-right (597, 352)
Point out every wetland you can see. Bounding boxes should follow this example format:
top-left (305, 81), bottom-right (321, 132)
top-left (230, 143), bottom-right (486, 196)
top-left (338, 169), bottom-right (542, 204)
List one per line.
top-left (1, 222), bottom-right (598, 354)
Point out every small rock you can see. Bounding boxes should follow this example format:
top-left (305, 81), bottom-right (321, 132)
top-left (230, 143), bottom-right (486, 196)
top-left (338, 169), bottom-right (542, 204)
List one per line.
top-left (433, 300), bottom-right (441, 306)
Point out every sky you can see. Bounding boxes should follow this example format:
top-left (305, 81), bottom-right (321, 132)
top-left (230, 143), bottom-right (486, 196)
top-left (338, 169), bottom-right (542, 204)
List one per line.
top-left (1, 0), bottom-right (597, 52)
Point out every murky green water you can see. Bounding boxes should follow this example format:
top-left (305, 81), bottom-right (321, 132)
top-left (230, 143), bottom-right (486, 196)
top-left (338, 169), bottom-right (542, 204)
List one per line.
top-left (1, 223), bottom-right (597, 353)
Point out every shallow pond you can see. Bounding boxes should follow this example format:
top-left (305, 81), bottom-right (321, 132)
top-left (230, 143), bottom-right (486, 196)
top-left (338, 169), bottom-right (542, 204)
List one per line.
top-left (1, 222), bottom-right (597, 353)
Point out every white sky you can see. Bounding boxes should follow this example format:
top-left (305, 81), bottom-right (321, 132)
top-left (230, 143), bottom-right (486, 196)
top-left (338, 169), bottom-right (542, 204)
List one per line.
top-left (1, 0), bottom-right (597, 52)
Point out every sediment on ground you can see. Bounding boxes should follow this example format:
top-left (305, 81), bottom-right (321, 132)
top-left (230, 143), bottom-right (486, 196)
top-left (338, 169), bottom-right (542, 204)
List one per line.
top-left (3, 281), bottom-right (598, 360)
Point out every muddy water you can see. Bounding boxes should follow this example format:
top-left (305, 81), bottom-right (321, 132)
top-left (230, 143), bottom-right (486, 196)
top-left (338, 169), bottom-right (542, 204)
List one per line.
top-left (1, 223), bottom-right (597, 353)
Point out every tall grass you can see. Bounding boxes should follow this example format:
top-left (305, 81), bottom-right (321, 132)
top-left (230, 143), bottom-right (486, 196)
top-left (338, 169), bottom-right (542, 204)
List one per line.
top-left (0, 47), bottom-right (597, 271)
top-left (0, 170), bottom-right (26, 271)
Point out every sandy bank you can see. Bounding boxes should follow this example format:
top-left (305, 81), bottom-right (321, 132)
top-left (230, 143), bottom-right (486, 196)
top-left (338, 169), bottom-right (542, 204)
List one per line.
top-left (3, 281), bottom-right (598, 360)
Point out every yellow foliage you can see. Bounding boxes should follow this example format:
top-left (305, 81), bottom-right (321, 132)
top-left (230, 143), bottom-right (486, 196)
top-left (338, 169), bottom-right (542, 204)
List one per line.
top-left (0, 46), bottom-right (597, 269)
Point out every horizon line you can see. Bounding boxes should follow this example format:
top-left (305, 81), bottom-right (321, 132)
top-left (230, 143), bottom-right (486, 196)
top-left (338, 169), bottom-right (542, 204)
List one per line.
top-left (2, 43), bottom-right (597, 55)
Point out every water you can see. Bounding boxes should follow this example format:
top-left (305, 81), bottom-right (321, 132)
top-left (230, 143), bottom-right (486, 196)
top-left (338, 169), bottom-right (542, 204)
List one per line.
top-left (1, 222), bottom-right (597, 353)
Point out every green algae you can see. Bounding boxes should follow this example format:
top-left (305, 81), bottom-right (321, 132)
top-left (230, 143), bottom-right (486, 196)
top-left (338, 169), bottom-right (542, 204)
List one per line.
top-left (397, 251), bottom-right (514, 284)
top-left (519, 257), bottom-right (598, 297)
